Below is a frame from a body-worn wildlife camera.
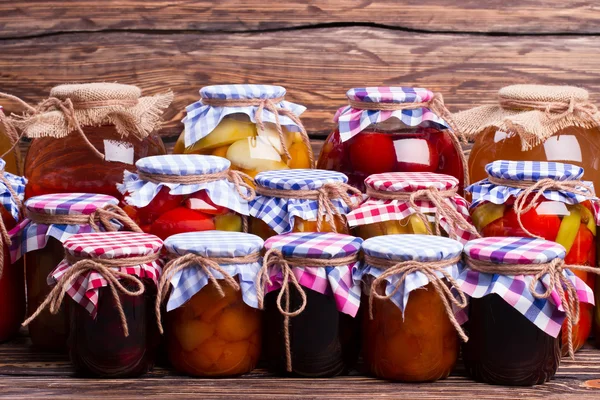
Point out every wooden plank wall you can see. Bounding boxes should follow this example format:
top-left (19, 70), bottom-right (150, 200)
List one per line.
top-left (1, 1), bottom-right (600, 143)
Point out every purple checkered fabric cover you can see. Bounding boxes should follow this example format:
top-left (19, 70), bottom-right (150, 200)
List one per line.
top-left (263, 232), bottom-right (363, 317)
top-left (8, 193), bottom-right (119, 263)
top-left (334, 87), bottom-right (449, 142)
top-left (182, 84), bottom-right (306, 147)
top-left (458, 236), bottom-right (595, 337)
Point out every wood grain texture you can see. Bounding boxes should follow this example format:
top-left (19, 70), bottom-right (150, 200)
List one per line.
top-left (1, 0), bottom-right (600, 37)
top-left (3, 28), bottom-right (600, 138)
top-left (0, 335), bottom-right (599, 399)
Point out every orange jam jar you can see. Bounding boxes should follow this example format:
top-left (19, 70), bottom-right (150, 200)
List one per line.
top-left (317, 87), bottom-right (467, 191)
top-left (346, 172), bottom-right (477, 243)
top-left (0, 161), bottom-right (25, 342)
top-left (118, 154), bottom-right (255, 239)
top-left (2, 83), bottom-right (171, 199)
top-left (175, 84), bottom-right (313, 176)
top-left (0, 106), bottom-right (22, 175)
top-left (248, 169), bottom-right (359, 240)
top-left (159, 231), bottom-right (263, 377)
top-left (466, 160), bottom-right (599, 355)
top-left (360, 234), bottom-right (466, 382)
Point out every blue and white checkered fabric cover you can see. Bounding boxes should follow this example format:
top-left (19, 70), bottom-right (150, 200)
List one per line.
top-left (164, 231), bottom-right (264, 311)
top-left (181, 84), bottom-right (307, 147)
top-left (467, 160), bottom-right (597, 209)
top-left (249, 169), bottom-right (353, 234)
top-left (119, 154), bottom-right (251, 215)
top-left (334, 87), bottom-right (449, 142)
top-left (0, 159), bottom-right (26, 221)
top-left (357, 234), bottom-right (463, 314)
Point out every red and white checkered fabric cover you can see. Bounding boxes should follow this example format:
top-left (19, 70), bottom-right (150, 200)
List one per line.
top-left (49, 231), bottom-right (164, 317)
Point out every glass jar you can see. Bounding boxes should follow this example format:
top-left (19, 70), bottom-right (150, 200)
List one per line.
top-left (0, 165), bottom-right (26, 342)
top-left (317, 87), bottom-right (465, 191)
top-left (9, 193), bottom-right (120, 351)
top-left (175, 84), bottom-right (313, 177)
top-left (119, 155), bottom-right (254, 239)
top-left (347, 172), bottom-right (477, 243)
top-left (161, 231), bottom-right (263, 377)
top-left (11, 83), bottom-right (170, 199)
top-left (459, 236), bottom-right (594, 386)
top-left (456, 85), bottom-right (600, 194)
top-left (260, 232), bottom-right (362, 377)
top-left (360, 235), bottom-right (465, 382)
top-left (56, 231), bottom-right (163, 378)
top-left (0, 106), bottom-right (21, 175)
top-left (249, 169), bottom-right (356, 240)
top-left (467, 160), bottom-right (598, 355)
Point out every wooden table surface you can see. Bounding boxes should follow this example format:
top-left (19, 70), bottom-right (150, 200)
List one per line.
top-left (0, 333), bottom-right (598, 399)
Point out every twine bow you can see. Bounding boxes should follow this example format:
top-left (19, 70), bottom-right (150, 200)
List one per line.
top-left (256, 181), bottom-right (361, 233)
top-left (0, 170), bottom-right (23, 280)
top-left (499, 96), bottom-right (600, 126)
top-left (256, 248), bottom-right (359, 372)
top-left (487, 176), bottom-right (596, 240)
top-left (348, 92), bottom-right (469, 186)
top-left (365, 253), bottom-right (469, 342)
top-left (366, 185), bottom-right (480, 241)
top-left (22, 253), bottom-right (158, 337)
top-left (466, 256), bottom-right (600, 359)
top-left (154, 252), bottom-right (260, 334)
top-left (201, 95), bottom-right (314, 167)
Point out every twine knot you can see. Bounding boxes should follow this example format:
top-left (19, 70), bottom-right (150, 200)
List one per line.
top-left (201, 95), bottom-right (314, 167)
top-left (499, 95), bottom-right (600, 126)
top-left (365, 253), bottom-right (468, 342)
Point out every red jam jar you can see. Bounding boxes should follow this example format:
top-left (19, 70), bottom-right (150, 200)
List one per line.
top-left (119, 154), bottom-right (255, 239)
top-left (317, 87), bottom-right (466, 192)
top-left (0, 161), bottom-right (26, 342)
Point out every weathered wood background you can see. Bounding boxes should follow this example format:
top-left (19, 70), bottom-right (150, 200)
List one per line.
top-left (2, 0), bottom-right (600, 142)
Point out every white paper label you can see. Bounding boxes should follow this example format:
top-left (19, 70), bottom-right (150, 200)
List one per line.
top-left (104, 140), bottom-right (134, 165)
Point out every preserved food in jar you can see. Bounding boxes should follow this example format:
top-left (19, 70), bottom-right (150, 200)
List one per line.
top-left (317, 87), bottom-right (467, 191)
top-left (0, 106), bottom-right (21, 175)
top-left (119, 155), bottom-right (255, 239)
top-left (467, 160), bottom-right (599, 355)
top-left (24, 231), bottom-right (163, 377)
top-left (347, 172), bottom-right (477, 243)
top-left (176, 84), bottom-right (313, 176)
top-left (1, 83), bottom-right (171, 199)
top-left (258, 232), bottom-right (362, 377)
top-left (249, 169), bottom-right (358, 240)
top-left (0, 164), bottom-right (26, 342)
top-left (459, 237), bottom-right (595, 385)
top-left (159, 231), bottom-right (263, 376)
top-left (10, 193), bottom-right (136, 350)
top-left (455, 85), bottom-right (600, 196)
top-left (360, 235), bottom-right (466, 382)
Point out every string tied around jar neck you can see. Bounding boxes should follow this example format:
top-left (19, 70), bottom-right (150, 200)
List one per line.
top-left (25, 203), bottom-right (143, 234)
top-left (256, 248), bottom-right (360, 372)
top-left (364, 253), bottom-right (469, 343)
top-left (256, 181), bottom-right (362, 233)
top-left (137, 168), bottom-right (257, 203)
top-left (487, 176), bottom-right (596, 240)
top-left (347, 92), bottom-right (469, 186)
top-left (465, 255), bottom-right (600, 359)
top-left (200, 95), bottom-right (314, 168)
top-left (154, 252), bottom-right (261, 334)
top-left (0, 169), bottom-right (24, 280)
top-left (22, 252), bottom-right (160, 337)
top-left (498, 94), bottom-right (600, 125)
top-left (366, 185), bottom-right (480, 241)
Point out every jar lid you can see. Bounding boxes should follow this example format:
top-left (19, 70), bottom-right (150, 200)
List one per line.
top-left (200, 84), bottom-right (286, 100)
top-left (264, 232), bottom-right (362, 260)
top-left (255, 169), bottom-right (348, 191)
top-left (498, 84), bottom-right (589, 104)
top-left (50, 83), bottom-right (142, 102)
top-left (25, 193), bottom-right (118, 216)
top-left (365, 172), bottom-right (458, 193)
top-left (485, 160), bottom-right (584, 182)
top-left (136, 154), bottom-right (230, 176)
top-left (464, 236), bottom-right (565, 265)
top-left (63, 231), bottom-right (163, 260)
top-left (363, 234), bottom-right (463, 262)
top-left (346, 87), bottom-right (433, 104)
top-left (165, 231), bottom-right (263, 258)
